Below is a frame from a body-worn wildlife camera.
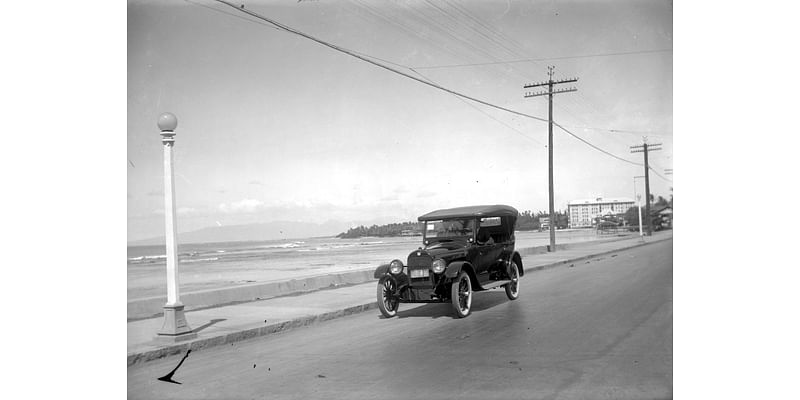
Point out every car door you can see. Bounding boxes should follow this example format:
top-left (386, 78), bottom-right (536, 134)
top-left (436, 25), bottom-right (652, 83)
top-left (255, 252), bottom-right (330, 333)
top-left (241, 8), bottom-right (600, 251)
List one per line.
top-left (475, 217), bottom-right (504, 284)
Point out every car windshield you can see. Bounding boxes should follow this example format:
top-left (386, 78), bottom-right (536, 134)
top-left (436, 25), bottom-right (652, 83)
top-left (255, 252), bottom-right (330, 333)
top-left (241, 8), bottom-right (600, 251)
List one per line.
top-left (424, 219), bottom-right (475, 239)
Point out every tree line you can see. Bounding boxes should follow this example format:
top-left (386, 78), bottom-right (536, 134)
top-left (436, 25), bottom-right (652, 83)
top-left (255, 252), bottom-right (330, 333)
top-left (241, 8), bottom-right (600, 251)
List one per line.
top-left (336, 195), bottom-right (672, 238)
top-left (336, 210), bottom-right (569, 238)
top-left (516, 210), bottom-right (569, 230)
top-left (336, 222), bottom-right (423, 238)
top-left (622, 195), bottom-right (672, 226)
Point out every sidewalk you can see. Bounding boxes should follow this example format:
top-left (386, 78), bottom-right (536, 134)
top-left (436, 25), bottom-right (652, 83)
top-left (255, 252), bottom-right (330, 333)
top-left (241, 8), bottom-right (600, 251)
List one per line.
top-left (127, 230), bottom-right (672, 366)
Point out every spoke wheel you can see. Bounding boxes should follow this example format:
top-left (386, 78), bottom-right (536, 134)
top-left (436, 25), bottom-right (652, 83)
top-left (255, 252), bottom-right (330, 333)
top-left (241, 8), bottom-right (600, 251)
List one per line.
top-left (504, 261), bottom-right (520, 300)
top-left (377, 277), bottom-right (399, 318)
top-left (451, 271), bottom-right (472, 318)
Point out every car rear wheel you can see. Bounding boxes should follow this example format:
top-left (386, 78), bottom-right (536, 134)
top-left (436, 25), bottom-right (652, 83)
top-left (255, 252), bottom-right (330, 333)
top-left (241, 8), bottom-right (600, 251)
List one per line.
top-left (451, 271), bottom-right (472, 318)
top-left (504, 261), bottom-right (520, 300)
top-left (377, 276), bottom-right (399, 318)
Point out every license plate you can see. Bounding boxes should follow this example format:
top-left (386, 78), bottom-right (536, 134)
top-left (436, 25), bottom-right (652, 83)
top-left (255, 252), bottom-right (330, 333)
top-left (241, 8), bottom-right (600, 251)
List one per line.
top-left (410, 269), bottom-right (429, 278)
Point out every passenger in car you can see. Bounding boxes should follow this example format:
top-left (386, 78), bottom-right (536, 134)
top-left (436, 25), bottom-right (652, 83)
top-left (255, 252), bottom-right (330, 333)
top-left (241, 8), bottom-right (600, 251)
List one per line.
top-left (477, 230), bottom-right (494, 245)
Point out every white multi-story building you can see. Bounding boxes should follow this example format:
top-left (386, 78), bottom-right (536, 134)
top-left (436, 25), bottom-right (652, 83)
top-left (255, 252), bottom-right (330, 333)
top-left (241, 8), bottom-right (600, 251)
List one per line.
top-left (568, 197), bottom-right (635, 228)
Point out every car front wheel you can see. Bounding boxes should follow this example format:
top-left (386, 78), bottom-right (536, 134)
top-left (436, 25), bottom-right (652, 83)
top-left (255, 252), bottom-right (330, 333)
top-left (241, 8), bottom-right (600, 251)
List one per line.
top-left (504, 261), bottom-right (520, 300)
top-left (451, 271), bottom-right (472, 318)
top-left (377, 276), bottom-right (399, 318)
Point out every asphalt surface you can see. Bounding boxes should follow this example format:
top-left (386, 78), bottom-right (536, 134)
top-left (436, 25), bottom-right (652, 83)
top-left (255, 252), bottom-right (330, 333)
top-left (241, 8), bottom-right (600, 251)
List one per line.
top-left (128, 239), bottom-right (672, 400)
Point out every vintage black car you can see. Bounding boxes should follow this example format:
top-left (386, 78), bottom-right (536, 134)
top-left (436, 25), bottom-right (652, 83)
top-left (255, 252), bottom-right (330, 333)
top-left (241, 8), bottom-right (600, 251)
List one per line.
top-left (374, 205), bottom-right (524, 318)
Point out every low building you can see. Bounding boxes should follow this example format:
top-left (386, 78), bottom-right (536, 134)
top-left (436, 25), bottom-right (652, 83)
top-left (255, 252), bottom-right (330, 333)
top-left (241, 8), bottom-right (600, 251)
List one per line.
top-left (568, 197), bottom-right (635, 228)
top-left (651, 205), bottom-right (673, 230)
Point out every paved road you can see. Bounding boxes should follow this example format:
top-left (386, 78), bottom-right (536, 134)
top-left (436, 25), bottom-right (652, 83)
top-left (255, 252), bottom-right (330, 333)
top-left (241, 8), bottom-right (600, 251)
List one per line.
top-left (128, 239), bottom-right (672, 400)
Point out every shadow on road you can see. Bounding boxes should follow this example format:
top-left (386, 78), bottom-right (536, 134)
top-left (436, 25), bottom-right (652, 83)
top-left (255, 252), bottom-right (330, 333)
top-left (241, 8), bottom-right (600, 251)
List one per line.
top-left (392, 290), bottom-right (512, 319)
top-left (193, 318), bottom-right (226, 333)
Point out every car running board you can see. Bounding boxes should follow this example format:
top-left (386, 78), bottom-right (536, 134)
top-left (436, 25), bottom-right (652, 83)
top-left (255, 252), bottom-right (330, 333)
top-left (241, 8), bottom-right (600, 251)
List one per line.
top-left (479, 280), bottom-right (511, 290)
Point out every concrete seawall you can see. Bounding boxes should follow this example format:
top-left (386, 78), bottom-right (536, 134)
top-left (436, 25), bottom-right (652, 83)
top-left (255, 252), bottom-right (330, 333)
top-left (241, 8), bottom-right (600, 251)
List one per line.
top-left (128, 269), bottom-right (376, 320)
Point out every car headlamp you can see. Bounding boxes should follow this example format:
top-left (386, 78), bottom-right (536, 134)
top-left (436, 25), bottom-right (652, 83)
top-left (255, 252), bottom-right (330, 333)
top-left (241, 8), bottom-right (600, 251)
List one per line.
top-left (389, 259), bottom-right (404, 275)
top-left (432, 259), bottom-right (446, 274)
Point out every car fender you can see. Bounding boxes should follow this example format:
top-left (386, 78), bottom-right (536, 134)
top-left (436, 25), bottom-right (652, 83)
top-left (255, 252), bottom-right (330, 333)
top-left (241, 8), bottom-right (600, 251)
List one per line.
top-left (444, 260), bottom-right (467, 278)
top-left (445, 261), bottom-right (480, 290)
top-left (374, 263), bottom-right (391, 279)
top-left (511, 251), bottom-right (524, 277)
top-left (444, 260), bottom-right (477, 279)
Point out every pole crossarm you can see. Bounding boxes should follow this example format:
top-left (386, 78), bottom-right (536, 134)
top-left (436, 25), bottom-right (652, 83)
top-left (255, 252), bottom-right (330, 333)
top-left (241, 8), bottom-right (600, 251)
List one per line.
top-left (631, 146), bottom-right (661, 153)
top-left (524, 87), bottom-right (578, 98)
top-left (631, 143), bottom-right (662, 147)
top-left (523, 77), bottom-right (579, 88)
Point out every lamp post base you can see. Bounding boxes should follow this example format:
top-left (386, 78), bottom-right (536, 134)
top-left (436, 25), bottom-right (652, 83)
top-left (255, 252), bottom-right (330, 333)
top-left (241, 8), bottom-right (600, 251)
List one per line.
top-left (156, 304), bottom-right (196, 342)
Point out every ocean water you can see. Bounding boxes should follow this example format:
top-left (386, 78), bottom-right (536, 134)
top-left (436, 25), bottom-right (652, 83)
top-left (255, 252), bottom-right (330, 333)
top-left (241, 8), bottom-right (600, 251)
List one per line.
top-left (127, 236), bottom-right (417, 266)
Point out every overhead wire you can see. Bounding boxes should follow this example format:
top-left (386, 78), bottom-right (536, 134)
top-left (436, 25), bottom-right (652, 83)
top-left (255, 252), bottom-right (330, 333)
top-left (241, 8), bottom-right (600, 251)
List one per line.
top-left (402, 2), bottom-right (499, 61)
top-left (557, 123), bottom-right (673, 137)
top-left (211, 0), bottom-right (548, 124)
top-left (423, 0), bottom-right (523, 60)
top-left (428, 3), bottom-right (674, 181)
top-left (443, 0), bottom-right (531, 55)
top-left (551, 121), bottom-right (642, 167)
top-left (412, 48), bottom-right (674, 70)
top-left (409, 2), bottom-right (671, 142)
top-left (184, 0), bottom-right (282, 31)
top-left (206, 0), bottom-right (654, 172)
top-left (647, 166), bottom-right (672, 183)
top-left (407, 2), bottom-right (635, 152)
top-left (423, 2), bottom-right (672, 153)
top-left (409, 67), bottom-right (547, 148)
top-left (348, 0), bottom-right (472, 63)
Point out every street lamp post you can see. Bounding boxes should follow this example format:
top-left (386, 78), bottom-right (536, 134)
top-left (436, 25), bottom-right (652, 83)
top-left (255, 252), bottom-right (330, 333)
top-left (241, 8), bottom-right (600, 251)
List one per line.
top-left (637, 194), bottom-right (643, 237)
top-left (634, 176), bottom-right (645, 238)
top-left (156, 112), bottom-right (196, 342)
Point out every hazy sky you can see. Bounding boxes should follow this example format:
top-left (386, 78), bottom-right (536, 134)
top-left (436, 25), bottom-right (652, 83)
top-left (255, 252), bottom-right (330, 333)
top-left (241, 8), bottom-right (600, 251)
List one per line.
top-left (128, 0), bottom-right (672, 241)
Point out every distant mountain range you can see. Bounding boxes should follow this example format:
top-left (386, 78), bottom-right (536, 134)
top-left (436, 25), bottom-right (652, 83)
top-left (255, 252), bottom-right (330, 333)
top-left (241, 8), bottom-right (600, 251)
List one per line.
top-left (128, 220), bottom-right (351, 246)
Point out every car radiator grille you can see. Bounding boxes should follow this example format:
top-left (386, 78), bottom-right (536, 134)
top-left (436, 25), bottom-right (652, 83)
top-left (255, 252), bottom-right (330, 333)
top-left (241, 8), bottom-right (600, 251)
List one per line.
top-left (407, 253), bottom-right (432, 285)
top-left (407, 253), bottom-right (432, 268)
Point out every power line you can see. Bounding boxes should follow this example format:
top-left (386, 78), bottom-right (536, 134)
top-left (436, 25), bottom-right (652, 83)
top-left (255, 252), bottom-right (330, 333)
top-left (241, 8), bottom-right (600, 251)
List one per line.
top-left (648, 166), bottom-right (671, 183)
top-left (208, 0), bottom-right (652, 171)
top-left (423, 0), bottom-right (524, 60)
top-left (212, 0), bottom-right (549, 124)
top-left (552, 121), bottom-right (642, 167)
top-left (556, 123), bottom-right (673, 137)
top-left (354, 1), bottom-right (673, 169)
top-left (442, 0), bottom-right (531, 57)
top-left (410, 68), bottom-right (547, 148)
top-left (416, 3), bottom-right (674, 150)
top-left (413, 48), bottom-right (673, 70)
top-left (184, 0), bottom-right (282, 32)
top-left (347, 0), bottom-right (469, 63)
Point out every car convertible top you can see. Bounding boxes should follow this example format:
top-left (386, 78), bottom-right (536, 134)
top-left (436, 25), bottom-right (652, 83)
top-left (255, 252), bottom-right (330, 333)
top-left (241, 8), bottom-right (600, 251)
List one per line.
top-left (417, 204), bottom-right (518, 221)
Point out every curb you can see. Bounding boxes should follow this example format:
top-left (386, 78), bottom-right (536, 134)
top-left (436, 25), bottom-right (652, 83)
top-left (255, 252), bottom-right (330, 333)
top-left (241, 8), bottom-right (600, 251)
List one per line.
top-left (127, 302), bottom-right (378, 367)
top-left (523, 235), bottom-right (670, 273)
top-left (127, 235), bottom-right (671, 367)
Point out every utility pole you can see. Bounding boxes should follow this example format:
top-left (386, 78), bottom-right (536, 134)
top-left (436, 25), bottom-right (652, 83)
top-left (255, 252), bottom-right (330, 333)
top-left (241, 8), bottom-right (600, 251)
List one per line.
top-left (524, 66), bottom-right (578, 252)
top-left (631, 140), bottom-right (662, 236)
